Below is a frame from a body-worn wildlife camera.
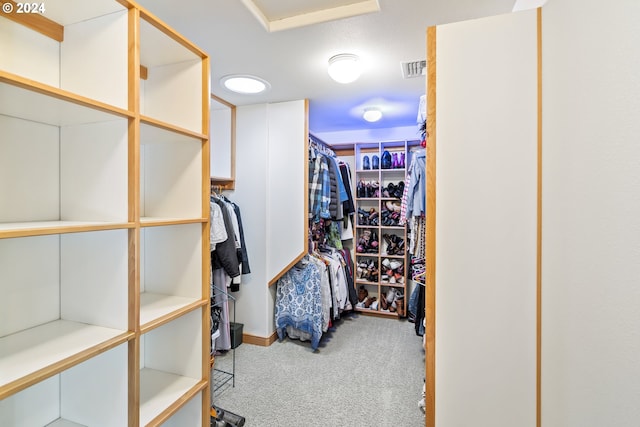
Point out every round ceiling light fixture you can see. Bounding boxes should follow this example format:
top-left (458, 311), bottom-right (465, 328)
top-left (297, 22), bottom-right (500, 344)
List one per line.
top-left (363, 107), bottom-right (382, 122)
top-left (220, 74), bottom-right (270, 94)
top-left (328, 54), bottom-right (362, 84)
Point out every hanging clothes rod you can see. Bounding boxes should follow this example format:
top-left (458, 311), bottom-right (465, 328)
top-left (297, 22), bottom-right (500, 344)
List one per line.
top-left (211, 183), bottom-right (226, 195)
top-left (309, 133), bottom-right (336, 157)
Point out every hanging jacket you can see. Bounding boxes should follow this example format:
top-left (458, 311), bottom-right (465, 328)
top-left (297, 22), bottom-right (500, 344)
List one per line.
top-left (231, 202), bottom-right (251, 275)
top-left (211, 198), bottom-right (240, 280)
top-left (406, 150), bottom-right (426, 217)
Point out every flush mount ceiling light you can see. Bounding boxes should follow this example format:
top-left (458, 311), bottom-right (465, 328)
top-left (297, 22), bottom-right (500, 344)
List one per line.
top-left (220, 74), bottom-right (270, 94)
top-left (328, 54), bottom-right (362, 84)
top-left (363, 107), bottom-right (382, 122)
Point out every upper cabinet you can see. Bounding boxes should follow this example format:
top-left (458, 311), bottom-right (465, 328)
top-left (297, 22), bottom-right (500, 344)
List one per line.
top-left (210, 95), bottom-right (236, 189)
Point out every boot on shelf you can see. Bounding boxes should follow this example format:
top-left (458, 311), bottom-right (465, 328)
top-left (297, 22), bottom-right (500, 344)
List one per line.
top-left (363, 155), bottom-right (370, 170)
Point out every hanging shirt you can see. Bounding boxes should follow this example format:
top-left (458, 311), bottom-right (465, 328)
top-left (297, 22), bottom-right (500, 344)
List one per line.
top-left (210, 201), bottom-right (228, 250)
top-left (309, 147), bottom-right (331, 221)
top-left (406, 149), bottom-right (426, 217)
top-left (275, 260), bottom-right (323, 350)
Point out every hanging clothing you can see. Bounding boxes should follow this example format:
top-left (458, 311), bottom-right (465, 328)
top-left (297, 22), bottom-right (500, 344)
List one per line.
top-left (325, 254), bottom-right (348, 317)
top-left (400, 155), bottom-right (414, 225)
top-left (211, 195), bottom-right (251, 291)
top-left (326, 154), bottom-right (341, 220)
top-left (308, 146), bottom-right (356, 226)
top-left (275, 259), bottom-right (323, 350)
top-left (309, 256), bottom-right (332, 333)
top-left (326, 221), bottom-right (344, 250)
top-left (212, 266), bottom-right (232, 351)
top-left (274, 247), bottom-right (355, 350)
top-left (210, 195), bottom-right (251, 351)
top-left (211, 197), bottom-right (240, 281)
top-left (339, 248), bottom-right (358, 308)
top-left (414, 283), bottom-right (425, 337)
top-left (210, 201), bottom-right (228, 251)
top-left (339, 162), bottom-right (355, 216)
top-left (231, 203), bottom-right (251, 275)
top-left (405, 149), bottom-right (426, 218)
top-left (309, 147), bottom-right (332, 221)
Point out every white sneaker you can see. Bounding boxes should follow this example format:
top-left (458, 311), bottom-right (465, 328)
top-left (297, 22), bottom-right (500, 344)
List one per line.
top-left (389, 260), bottom-right (402, 270)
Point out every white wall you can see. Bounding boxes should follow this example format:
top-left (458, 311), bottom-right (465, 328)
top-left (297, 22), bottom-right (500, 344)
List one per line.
top-left (435, 9), bottom-right (538, 426)
top-left (541, 0), bottom-right (640, 425)
top-left (227, 104), bottom-right (270, 338)
top-left (314, 125), bottom-right (420, 145)
top-left (266, 100), bottom-right (307, 281)
top-left (228, 100), bottom-right (307, 338)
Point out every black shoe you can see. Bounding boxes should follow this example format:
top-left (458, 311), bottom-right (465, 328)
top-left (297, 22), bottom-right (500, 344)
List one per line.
top-left (394, 181), bottom-right (405, 198)
top-left (387, 183), bottom-right (396, 197)
top-left (381, 150), bottom-right (392, 169)
top-left (363, 155), bottom-right (370, 170)
top-left (357, 180), bottom-right (366, 198)
top-left (357, 208), bottom-right (370, 225)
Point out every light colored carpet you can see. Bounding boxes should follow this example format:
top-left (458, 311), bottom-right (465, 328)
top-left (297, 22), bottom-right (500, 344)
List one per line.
top-left (211, 313), bottom-right (425, 426)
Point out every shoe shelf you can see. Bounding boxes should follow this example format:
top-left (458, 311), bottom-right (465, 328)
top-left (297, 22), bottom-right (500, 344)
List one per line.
top-left (352, 141), bottom-right (420, 318)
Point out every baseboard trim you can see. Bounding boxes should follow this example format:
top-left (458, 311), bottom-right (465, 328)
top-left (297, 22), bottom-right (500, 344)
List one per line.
top-left (242, 332), bottom-right (277, 347)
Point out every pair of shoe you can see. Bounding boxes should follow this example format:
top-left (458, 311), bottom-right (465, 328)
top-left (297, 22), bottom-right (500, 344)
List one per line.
top-left (381, 209), bottom-right (401, 227)
top-left (356, 230), bottom-right (379, 254)
top-left (380, 288), bottom-right (405, 312)
top-left (357, 259), bottom-right (379, 282)
top-left (385, 181), bottom-right (405, 199)
top-left (383, 234), bottom-right (405, 256)
top-left (356, 285), bottom-right (378, 309)
top-left (382, 258), bottom-right (402, 270)
top-left (362, 155), bottom-right (380, 170)
top-left (356, 180), bottom-right (381, 198)
top-left (358, 208), bottom-right (379, 226)
top-left (391, 152), bottom-right (406, 168)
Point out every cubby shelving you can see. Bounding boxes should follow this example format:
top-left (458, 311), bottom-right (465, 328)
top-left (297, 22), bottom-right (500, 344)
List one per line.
top-left (0, 1), bottom-right (210, 425)
top-left (353, 141), bottom-right (420, 318)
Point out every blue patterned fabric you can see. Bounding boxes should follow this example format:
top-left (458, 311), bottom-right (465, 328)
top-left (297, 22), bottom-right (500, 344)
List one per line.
top-left (275, 261), bottom-right (323, 350)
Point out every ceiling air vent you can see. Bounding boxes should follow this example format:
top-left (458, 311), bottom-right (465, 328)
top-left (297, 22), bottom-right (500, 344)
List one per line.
top-left (401, 60), bottom-right (426, 79)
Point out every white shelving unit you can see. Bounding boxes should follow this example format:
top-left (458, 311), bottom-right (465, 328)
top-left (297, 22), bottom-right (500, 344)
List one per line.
top-left (140, 309), bottom-right (203, 425)
top-left (0, 1), bottom-right (210, 425)
top-left (353, 140), bottom-right (420, 318)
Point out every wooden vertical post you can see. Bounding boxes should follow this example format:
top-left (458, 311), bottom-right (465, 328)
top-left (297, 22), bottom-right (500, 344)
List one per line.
top-left (425, 25), bottom-right (437, 427)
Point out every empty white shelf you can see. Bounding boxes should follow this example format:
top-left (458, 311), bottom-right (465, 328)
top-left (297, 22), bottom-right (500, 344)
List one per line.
top-left (0, 221), bottom-right (131, 237)
top-left (0, 77), bottom-right (131, 127)
top-left (0, 320), bottom-right (128, 391)
top-left (139, 368), bottom-right (199, 426)
top-left (140, 292), bottom-right (201, 327)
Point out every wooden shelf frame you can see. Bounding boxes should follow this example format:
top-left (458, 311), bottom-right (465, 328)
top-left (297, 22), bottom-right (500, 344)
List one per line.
top-left (0, 1), bottom-right (211, 425)
top-left (353, 140), bottom-right (421, 318)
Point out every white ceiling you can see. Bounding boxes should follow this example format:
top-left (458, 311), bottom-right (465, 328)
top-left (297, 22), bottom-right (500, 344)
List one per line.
top-left (136, 0), bottom-right (534, 134)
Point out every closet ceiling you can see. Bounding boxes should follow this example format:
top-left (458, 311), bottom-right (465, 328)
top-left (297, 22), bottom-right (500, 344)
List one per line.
top-left (136, 0), bottom-right (536, 134)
